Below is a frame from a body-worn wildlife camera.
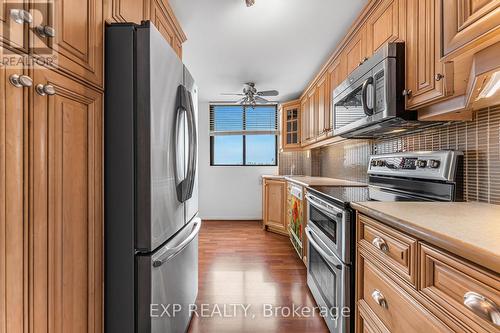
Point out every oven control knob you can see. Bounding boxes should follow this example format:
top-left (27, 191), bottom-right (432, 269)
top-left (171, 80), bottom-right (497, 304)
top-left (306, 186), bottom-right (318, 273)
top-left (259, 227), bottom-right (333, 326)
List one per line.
top-left (371, 160), bottom-right (378, 167)
top-left (416, 160), bottom-right (427, 168)
top-left (428, 159), bottom-right (440, 168)
top-left (376, 160), bottom-right (386, 167)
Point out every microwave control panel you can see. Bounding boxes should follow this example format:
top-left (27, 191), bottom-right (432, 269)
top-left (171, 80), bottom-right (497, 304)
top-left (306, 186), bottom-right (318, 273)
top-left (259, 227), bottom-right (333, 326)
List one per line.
top-left (374, 70), bottom-right (385, 114)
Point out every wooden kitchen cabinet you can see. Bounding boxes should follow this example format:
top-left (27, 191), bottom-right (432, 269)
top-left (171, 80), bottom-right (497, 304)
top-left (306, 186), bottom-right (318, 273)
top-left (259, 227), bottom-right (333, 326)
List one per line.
top-left (104, 0), bottom-right (149, 24)
top-left (32, 0), bottom-right (104, 88)
top-left (316, 74), bottom-right (331, 140)
top-left (365, 0), bottom-right (406, 55)
top-left (404, 0), bottom-right (454, 109)
top-left (30, 67), bottom-right (103, 333)
top-left (0, 56), bottom-right (28, 333)
top-left (0, 0), bottom-right (29, 53)
top-left (280, 100), bottom-right (301, 150)
top-left (441, 0), bottom-right (500, 59)
top-left (150, 0), bottom-right (185, 58)
top-left (356, 212), bottom-right (500, 333)
top-left (342, 24), bottom-right (368, 76)
top-left (262, 179), bottom-right (287, 235)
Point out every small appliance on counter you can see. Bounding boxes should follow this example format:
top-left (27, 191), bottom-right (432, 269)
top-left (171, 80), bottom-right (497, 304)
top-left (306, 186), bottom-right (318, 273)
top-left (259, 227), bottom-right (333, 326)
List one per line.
top-left (105, 22), bottom-right (199, 333)
top-left (304, 150), bottom-right (463, 333)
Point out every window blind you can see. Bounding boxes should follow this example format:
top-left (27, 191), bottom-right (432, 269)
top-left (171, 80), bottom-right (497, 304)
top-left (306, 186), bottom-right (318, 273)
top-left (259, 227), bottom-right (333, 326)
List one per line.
top-left (209, 105), bottom-right (278, 136)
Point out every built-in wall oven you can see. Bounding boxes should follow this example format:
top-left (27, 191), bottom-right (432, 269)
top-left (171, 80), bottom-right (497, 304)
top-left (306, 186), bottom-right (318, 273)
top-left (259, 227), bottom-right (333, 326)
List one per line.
top-left (305, 192), bottom-right (353, 333)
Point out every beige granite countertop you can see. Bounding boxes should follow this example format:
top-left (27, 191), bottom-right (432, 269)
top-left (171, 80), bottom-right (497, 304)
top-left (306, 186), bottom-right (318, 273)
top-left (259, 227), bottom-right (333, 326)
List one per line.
top-left (351, 201), bottom-right (500, 273)
top-left (261, 175), bottom-right (367, 187)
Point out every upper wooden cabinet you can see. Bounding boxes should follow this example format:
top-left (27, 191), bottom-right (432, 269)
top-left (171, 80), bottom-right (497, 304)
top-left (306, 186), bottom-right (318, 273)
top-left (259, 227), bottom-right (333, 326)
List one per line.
top-left (280, 100), bottom-right (301, 150)
top-left (366, 0), bottom-right (406, 55)
top-left (0, 1), bottom-right (29, 53)
top-left (104, 0), bottom-right (149, 24)
top-left (32, 0), bottom-right (104, 88)
top-left (150, 0), bottom-right (184, 58)
top-left (405, 0), bottom-right (453, 109)
top-left (300, 97), bottom-right (309, 146)
top-left (316, 74), bottom-right (331, 140)
top-left (342, 24), bottom-right (368, 76)
top-left (442, 0), bottom-right (500, 59)
top-left (31, 67), bottom-right (103, 333)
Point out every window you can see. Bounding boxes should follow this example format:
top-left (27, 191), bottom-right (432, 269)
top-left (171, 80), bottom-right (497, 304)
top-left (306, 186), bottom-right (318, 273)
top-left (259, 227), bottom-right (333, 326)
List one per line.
top-left (210, 104), bottom-right (278, 166)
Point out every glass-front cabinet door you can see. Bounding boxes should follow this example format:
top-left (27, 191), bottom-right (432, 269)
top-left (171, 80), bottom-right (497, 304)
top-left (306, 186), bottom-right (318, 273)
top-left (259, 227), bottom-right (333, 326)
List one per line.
top-left (280, 99), bottom-right (301, 150)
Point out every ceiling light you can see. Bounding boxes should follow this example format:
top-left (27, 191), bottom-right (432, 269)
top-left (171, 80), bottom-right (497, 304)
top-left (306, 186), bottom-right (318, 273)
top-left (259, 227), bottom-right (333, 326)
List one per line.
top-left (476, 71), bottom-right (500, 100)
top-left (245, 0), bottom-right (255, 7)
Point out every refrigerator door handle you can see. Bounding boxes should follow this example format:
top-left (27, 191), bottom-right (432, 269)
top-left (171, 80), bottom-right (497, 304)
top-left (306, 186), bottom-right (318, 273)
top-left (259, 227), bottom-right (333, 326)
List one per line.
top-left (185, 90), bottom-right (197, 200)
top-left (152, 218), bottom-right (201, 267)
top-left (175, 85), bottom-right (189, 202)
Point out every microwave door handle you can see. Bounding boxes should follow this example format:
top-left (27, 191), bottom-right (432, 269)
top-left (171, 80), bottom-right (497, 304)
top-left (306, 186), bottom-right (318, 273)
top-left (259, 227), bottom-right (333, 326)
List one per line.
top-left (361, 76), bottom-right (374, 116)
top-left (305, 227), bottom-right (342, 269)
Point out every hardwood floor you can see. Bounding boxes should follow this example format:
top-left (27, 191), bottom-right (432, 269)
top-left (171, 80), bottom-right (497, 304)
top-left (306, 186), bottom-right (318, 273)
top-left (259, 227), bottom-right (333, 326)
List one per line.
top-left (187, 220), bottom-right (328, 333)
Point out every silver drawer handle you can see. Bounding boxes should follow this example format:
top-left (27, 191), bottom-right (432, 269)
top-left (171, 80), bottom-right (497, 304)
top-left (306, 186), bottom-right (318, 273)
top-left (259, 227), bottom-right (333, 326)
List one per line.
top-left (10, 9), bottom-right (32, 24)
top-left (35, 84), bottom-right (56, 96)
top-left (372, 237), bottom-right (388, 252)
top-left (9, 74), bottom-right (32, 88)
top-left (463, 291), bottom-right (500, 326)
top-left (371, 289), bottom-right (388, 309)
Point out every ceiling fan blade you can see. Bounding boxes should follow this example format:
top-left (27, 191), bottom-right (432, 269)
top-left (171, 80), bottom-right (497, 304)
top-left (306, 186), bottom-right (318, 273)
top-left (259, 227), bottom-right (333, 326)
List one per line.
top-left (221, 93), bottom-right (246, 96)
top-left (257, 90), bottom-right (279, 97)
top-left (254, 96), bottom-right (270, 104)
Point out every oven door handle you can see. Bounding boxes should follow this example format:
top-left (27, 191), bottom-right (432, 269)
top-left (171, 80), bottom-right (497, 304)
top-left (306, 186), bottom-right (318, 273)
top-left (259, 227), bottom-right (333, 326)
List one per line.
top-left (305, 226), bottom-right (343, 269)
top-left (305, 193), bottom-right (343, 219)
top-left (361, 76), bottom-right (374, 116)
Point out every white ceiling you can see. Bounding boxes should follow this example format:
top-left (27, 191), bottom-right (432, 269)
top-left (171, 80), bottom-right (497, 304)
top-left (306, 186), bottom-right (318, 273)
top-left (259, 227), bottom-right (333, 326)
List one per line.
top-left (169, 0), bottom-right (367, 103)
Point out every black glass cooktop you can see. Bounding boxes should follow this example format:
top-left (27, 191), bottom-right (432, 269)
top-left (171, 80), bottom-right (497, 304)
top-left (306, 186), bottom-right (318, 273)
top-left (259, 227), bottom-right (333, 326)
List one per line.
top-left (308, 185), bottom-right (370, 207)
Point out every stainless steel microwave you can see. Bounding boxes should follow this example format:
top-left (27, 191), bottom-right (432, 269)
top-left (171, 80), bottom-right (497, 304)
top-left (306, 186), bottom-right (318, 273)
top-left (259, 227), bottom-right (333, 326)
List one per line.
top-left (332, 43), bottom-right (424, 138)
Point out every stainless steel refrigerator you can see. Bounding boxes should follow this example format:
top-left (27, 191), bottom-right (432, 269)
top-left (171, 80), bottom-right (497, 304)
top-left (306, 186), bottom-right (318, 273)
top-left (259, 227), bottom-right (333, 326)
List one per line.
top-left (105, 21), bottom-right (199, 333)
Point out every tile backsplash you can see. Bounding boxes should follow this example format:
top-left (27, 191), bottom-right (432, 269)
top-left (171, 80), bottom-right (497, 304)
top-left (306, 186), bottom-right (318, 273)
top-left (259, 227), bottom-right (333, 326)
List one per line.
top-left (279, 104), bottom-right (500, 204)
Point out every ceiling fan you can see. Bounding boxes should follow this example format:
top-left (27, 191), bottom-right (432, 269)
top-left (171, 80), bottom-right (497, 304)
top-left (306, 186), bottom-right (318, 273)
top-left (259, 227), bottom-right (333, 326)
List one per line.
top-left (221, 82), bottom-right (279, 106)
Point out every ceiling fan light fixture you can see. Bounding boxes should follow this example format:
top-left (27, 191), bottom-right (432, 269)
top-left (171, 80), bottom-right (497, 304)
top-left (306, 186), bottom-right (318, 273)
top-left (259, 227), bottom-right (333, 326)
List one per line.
top-left (245, 0), bottom-right (255, 7)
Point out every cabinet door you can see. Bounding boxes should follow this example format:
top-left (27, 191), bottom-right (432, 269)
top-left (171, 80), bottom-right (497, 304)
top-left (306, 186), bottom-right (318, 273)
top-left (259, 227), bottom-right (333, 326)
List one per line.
top-left (31, 68), bottom-right (103, 333)
top-left (366, 0), bottom-right (406, 55)
top-left (307, 89), bottom-right (317, 143)
top-left (104, 0), bottom-right (149, 23)
top-left (0, 0), bottom-right (29, 52)
top-left (0, 55), bottom-right (28, 333)
top-left (32, 0), bottom-right (103, 87)
top-left (282, 102), bottom-right (301, 149)
top-left (150, 0), bottom-right (182, 58)
top-left (343, 24), bottom-right (367, 76)
top-left (316, 74), bottom-right (330, 140)
top-left (263, 180), bottom-right (286, 232)
top-left (300, 97), bottom-right (309, 146)
top-left (442, 0), bottom-right (500, 58)
top-left (405, 0), bottom-right (453, 109)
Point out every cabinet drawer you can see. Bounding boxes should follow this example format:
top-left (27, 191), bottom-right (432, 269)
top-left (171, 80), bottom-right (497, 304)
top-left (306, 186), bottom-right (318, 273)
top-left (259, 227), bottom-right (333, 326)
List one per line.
top-left (357, 251), bottom-right (453, 333)
top-left (420, 243), bottom-right (500, 331)
top-left (357, 214), bottom-right (418, 287)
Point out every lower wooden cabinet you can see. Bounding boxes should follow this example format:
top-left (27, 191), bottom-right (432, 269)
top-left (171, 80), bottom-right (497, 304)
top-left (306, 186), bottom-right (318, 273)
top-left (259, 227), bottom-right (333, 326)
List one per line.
top-left (30, 67), bottom-right (104, 333)
top-left (262, 178), bottom-right (287, 235)
top-left (356, 213), bottom-right (500, 333)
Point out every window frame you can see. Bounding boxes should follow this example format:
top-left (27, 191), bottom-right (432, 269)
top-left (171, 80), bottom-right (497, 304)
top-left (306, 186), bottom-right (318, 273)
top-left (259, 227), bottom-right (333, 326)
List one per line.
top-left (209, 104), bottom-right (278, 167)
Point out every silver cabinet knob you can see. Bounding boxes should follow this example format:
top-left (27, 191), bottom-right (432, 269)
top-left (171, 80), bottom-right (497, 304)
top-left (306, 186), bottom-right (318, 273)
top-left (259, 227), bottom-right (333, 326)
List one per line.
top-left (463, 291), bottom-right (500, 326)
top-left (35, 25), bottom-right (56, 38)
top-left (435, 73), bottom-right (444, 81)
top-left (402, 89), bottom-right (412, 97)
top-left (10, 9), bottom-right (33, 24)
top-left (372, 237), bottom-right (388, 252)
top-left (371, 289), bottom-right (388, 309)
top-left (35, 84), bottom-right (56, 96)
top-left (9, 74), bottom-right (33, 88)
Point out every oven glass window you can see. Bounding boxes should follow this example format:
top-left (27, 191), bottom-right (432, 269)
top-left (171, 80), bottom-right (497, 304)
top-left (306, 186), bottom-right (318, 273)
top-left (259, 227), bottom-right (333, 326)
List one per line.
top-left (309, 245), bottom-right (337, 309)
top-left (333, 85), bottom-right (366, 130)
top-left (309, 204), bottom-right (338, 245)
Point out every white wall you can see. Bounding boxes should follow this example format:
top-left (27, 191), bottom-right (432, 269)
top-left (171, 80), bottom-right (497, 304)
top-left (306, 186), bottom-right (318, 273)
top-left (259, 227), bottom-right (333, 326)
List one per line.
top-left (198, 102), bottom-right (278, 220)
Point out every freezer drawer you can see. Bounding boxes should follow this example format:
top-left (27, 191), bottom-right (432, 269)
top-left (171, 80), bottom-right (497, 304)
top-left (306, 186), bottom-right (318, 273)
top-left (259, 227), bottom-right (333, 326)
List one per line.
top-left (137, 218), bottom-right (201, 333)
